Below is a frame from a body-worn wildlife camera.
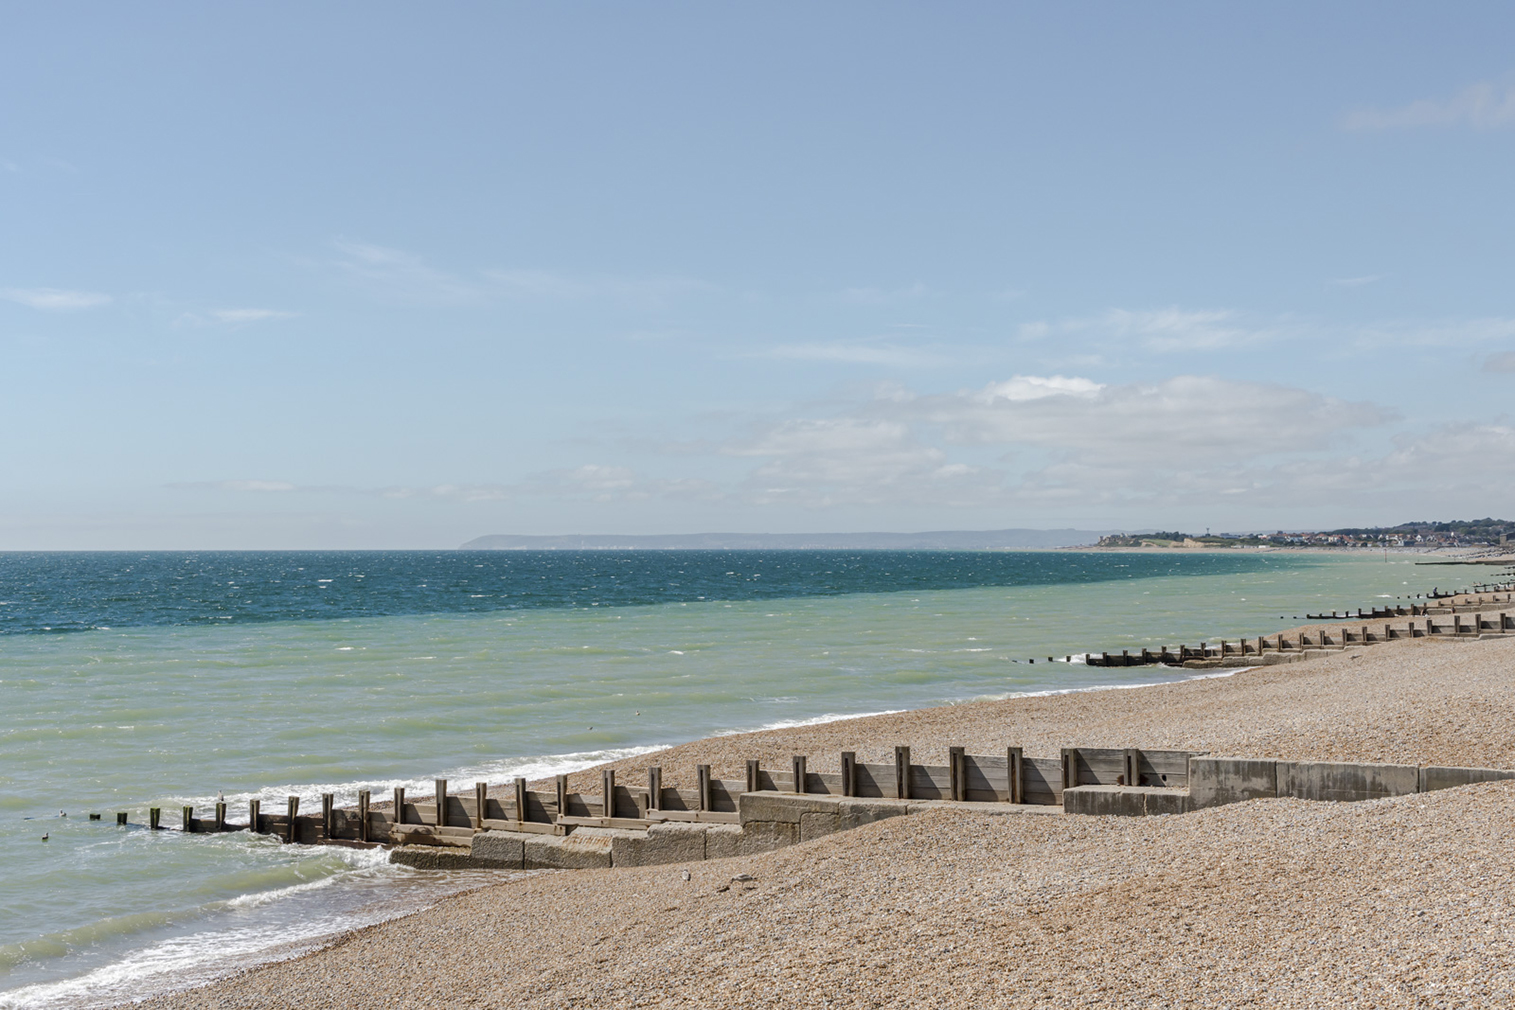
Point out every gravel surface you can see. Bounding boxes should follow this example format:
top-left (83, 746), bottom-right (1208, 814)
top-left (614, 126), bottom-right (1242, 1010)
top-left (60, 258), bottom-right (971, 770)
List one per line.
top-left (148, 784), bottom-right (1515, 1008)
top-left (141, 634), bottom-right (1515, 1008)
top-left (561, 635), bottom-right (1515, 793)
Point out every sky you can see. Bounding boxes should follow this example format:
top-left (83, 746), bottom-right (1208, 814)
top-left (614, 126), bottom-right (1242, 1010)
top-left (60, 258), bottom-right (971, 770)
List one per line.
top-left (3, 2), bottom-right (1515, 549)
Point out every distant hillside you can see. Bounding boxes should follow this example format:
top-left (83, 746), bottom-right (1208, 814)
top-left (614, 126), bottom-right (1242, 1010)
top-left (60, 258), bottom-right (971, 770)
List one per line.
top-left (459, 529), bottom-right (1116, 551)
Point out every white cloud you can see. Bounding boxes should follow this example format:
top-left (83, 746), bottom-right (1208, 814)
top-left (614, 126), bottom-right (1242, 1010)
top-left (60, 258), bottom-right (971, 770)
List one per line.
top-left (1332, 275), bottom-right (1381, 287)
top-left (975, 375), bottom-right (1104, 403)
top-left (919, 375), bottom-right (1389, 464)
top-left (1345, 80), bottom-right (1515, 131)
top-left (0, 287), bottom-right (112, 311)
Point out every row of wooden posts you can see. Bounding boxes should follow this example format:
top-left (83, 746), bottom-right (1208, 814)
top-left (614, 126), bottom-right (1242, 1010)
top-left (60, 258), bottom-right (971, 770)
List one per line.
top-left (132, 745), bottom-right (1198, 846)
top-left (1087, 606), bottom-right (1515, 669)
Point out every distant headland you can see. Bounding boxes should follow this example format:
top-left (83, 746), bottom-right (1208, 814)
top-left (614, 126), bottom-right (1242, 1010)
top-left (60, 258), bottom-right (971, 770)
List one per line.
top-left (461, 518), bottom-right (1515, 552)
top-left (458, 529), bottom-right (1115, 550)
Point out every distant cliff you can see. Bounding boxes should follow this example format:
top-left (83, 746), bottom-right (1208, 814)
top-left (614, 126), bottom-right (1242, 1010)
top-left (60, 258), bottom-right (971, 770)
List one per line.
top-left (459, 529), bottom-right (1114, 550)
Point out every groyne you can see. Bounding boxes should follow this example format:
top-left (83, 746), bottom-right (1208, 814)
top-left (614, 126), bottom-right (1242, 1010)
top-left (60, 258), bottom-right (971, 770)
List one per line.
top-left (122, 582), bottom-right (1515, 872)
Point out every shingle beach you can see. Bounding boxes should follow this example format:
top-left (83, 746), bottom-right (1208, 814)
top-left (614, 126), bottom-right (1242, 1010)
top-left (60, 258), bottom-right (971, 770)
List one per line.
top-left (144, 634), bottom-right (1515, 1008)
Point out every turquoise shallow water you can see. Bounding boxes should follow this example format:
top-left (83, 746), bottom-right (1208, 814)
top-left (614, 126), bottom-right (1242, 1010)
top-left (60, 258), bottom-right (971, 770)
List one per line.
top-left (0, 551), bottom-right (1445, 1006)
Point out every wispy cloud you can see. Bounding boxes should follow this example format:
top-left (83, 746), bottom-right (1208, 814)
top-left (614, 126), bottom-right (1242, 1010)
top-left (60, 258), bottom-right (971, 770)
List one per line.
top-left (483, 268), bottom-right (714, 305)
top-left (760, 342), bottom-right (949, 368)
top-left (331, 240), bottom-right (482, 305)
top-left (328, 240), bottom-right (714, 308)
top-left (0, 287), bottom-right (112, 311)
top-left (1332, 275), bottom-right (1381, 287)
top-left (172, 479), bottom-right (299, 493)
top-left (178, 308), bottom-right (298, 327)
top-left (1017, 307), bottom-right (1265, 353)
top-left (1344, 80), bottom-right (1515, 131)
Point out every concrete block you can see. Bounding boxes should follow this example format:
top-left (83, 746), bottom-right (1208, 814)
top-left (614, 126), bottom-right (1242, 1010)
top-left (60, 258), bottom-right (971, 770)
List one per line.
top-left (468, 830), bottom-right (525, 869)
top-left (1421, 766), bottom-right (1515, 792)
top-left (610, 823), bottom-right (707, 867)
top-left (1276, 761), bottom-right (1419, 802)
top-left (1141, 789), bottom-right (1190, 816)
top-left (799, 811), bottom-right (841, 841)
top-left (836, 798), bottom-right (909, 831)
top-left (737, 792), bottom-right (838, 826)
top-left (524, 827), bottom-right (630, 869)
top-left (735, 820), bottom-right (799, 854)
top-left (1188, 757), bottom-right (1277, 809)
top-left (1062, 786), bottom-right (1145, 816)
top-left (388, 845), bottom-right (481, 870)
top-left (702, 824), bottom-right (747, 860)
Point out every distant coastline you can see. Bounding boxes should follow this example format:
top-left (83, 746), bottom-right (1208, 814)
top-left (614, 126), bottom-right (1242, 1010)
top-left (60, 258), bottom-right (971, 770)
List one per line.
top-left (459, 529), bottom-right (1117, 551)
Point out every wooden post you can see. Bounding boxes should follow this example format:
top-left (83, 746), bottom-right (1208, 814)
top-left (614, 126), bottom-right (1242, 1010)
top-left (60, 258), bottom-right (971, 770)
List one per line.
top-left (840, 751), bottom-right (856, 797)
top-left (249, 799), bottom-right (260, 833)
top-left (648, 767), bottom-right (662, 811)
top-left (694, 764), bottom-right (711, 810)
top-left (514, 777), bottom-right (528, 822)
top-left (602, 768), bottom-right (616, 819)
top-left (393, 787), bottom-right (406, 826)
top-left (1124, 747), bottom-right (1141, 788)
top-left (948, 746), bottom-right (966, 801)
top-left (117, 811), bottom-right (128, 826)
top-left (149, 807), bottom-right (161, 831)
top-left (746, 759), bottom-right (760, 794)
top-left (358, 790), bottom-right (371, 843)
top-left (789, 757), bottom-right (805, 796)
top-left (182, 806), bottom-right (194, 833)
top-left (215, 801), bottom-right (227, 832)
top-left (321, 793), bottom-right (335, 840)
top-left (286, 796), bottom-right (299, 844)
top-left (895, 746), bottom-right (911, 800)
top-left (555, 775), bottom-right (568, 819)
top-left (474, 782), bottom-right (487, 829)
top-left (1008, 746), bottom-right (1024, 804)
top-left (434, 779), bottom-right (447, 828)
top-left (1061, 748), bottom-right (1077, 792)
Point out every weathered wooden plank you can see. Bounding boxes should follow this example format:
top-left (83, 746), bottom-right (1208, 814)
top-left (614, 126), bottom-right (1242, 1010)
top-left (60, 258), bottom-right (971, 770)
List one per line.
top-left (853, 762), bottom-right (896, 799)
top-left (1023, 756), bottom-right (1062, 804)
top-left (1136, 749), bottom-right (1194, 788)
top-left (556, 815), bottom-right (652, 830)
top-left (841, 751), bottom-right (857, 797)
top-left (479, 817), bottom-right (559, 835)
top-left (647, 767), bottom-right (662, 811)
top-left (1073, 748), bottom-right (1126, 786)
top-left (908, 763), bottom-right (951, 800)
top-left (646, 809), bottom-right (741, 824)
top-left (962, 755), bottom-right (1008, 803)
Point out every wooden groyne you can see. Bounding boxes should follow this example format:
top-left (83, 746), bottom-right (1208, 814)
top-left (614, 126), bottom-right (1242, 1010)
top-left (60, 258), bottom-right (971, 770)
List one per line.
top-left (134, 741), bottom-right (1515, 872)
top-left (1085, 586), bottom-right (1515, 669)
top-left (122, 580), bottom-right (1515, 870)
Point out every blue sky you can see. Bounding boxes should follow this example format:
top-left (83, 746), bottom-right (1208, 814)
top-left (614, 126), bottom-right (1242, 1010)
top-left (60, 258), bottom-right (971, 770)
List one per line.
top-left (4, 3), bottom-right (1514, 548)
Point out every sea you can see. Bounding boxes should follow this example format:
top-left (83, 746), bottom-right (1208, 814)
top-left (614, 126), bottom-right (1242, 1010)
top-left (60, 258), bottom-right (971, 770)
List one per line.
top-left (0, 548), bottom-right (1449, 1006)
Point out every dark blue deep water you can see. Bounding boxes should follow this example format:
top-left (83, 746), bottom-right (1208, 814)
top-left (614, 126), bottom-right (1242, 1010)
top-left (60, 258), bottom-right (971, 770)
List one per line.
top-left (0, 550), bottom-right (1323, 635)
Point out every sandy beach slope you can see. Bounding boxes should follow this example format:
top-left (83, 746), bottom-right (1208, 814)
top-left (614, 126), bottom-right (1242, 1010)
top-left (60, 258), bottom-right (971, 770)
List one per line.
top-left (144, 636), bottom-right (1515, 1008)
